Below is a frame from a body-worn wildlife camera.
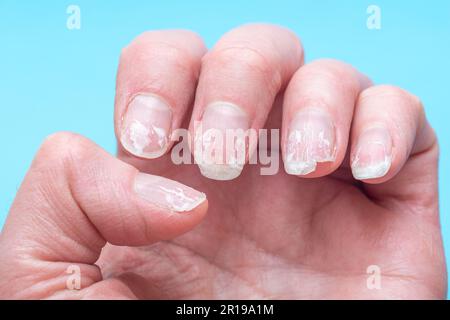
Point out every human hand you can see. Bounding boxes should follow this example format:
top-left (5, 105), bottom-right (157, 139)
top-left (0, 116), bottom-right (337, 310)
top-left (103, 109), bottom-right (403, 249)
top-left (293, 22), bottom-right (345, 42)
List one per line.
top-left (0, 24), bottom-right (446, 299)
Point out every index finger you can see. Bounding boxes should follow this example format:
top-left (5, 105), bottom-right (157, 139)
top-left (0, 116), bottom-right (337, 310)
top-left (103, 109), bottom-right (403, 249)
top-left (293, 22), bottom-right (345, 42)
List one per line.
top-left (115, 30), bottom-right (206, 159)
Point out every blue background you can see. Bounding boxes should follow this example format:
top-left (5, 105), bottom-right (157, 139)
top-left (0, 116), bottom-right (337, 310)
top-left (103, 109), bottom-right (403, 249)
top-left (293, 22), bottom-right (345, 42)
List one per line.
top-left (1, 1), bottom-right (449, 296)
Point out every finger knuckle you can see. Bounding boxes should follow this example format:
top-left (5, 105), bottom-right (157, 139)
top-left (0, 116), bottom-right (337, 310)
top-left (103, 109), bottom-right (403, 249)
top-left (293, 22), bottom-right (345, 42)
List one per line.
top-left (211, 46), bottom-right (272, 72)
top-left (138, 29), bottom-right (204, 47)
top-left (292, 59), bottom-right (362, 98)
top-left (206, 46), bottom-right (282, 92)
top-left (122, 30), bottom-right (204, 65)
top-left (362, 85), bottom-right (424, 114)
top-left (36, 132), bottom-right (91, 170)
top-left (304, 58), bottom-right (360, 85)
top-left (171, 30), bottom-right (206, 49)
top-left (232, 23), bottom-right (301, 44)
top-left (361, 84), bottom-right (408, 101)
top-left (308, 58), bottom-right (350, 71)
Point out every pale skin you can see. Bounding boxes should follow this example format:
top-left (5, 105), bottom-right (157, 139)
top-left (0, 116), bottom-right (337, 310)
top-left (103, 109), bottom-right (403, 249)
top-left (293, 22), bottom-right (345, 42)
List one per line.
top-left (0, 24), bottom-right (446, 299)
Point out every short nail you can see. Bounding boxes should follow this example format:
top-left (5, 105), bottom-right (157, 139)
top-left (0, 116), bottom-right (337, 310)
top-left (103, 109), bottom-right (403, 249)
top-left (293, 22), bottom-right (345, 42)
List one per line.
top-left (351, 126), bottom-right (392, 180)
top-left (120, 94), bottom-right (172, 159)
top-left (284, 108), bottom-right (336, 175)
top-left (134, 173), bottom-right (206, 212)
top-left (194, 102), bottom-right (249, 181)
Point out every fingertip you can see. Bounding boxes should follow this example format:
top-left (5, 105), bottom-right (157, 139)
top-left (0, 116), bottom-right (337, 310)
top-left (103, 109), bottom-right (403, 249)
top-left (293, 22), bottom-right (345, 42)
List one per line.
top-left (134, 172), bottom-right (207, 213)
top-left (154, 195), bottom-right (209, 242)
top-left (132, 172), bottom-right (208, 240)
top-left (115, 30), bottom-right (206, 162)
top-left (281, 60), bottom-right (369, 180)
top-left (190, 25), bottom-right (303, 181)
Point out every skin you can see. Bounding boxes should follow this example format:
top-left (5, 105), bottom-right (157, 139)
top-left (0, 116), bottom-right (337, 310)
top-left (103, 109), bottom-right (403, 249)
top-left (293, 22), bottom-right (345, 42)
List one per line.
top-left (0, 24), bottom-right (446, 299)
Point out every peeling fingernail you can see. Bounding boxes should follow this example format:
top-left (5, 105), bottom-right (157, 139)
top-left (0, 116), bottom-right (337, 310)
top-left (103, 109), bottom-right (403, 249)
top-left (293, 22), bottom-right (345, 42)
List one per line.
top-left (284, 108), bottom-right (336, 175)
top-left (134, 173), bottom-right (206, 212)
top-left (351, 126), bottom-right (392, 180)
top-left (120, 94), bottom-right (172, 159)
top-left (194, 102), bottom-right (249, 181)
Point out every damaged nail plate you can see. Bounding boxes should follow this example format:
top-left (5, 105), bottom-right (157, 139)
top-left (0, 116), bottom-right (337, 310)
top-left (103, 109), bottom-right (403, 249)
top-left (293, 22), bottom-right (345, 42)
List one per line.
top-left (284, 108), bottom-right (336, 175)
top-left (351, 126), bottom-right (392, 180)
top-left (194, 102), bottom-right (249, 181)
top-left (120, 94), bottom-right (172, 159)
top-left (134, 173), bottom-right (206, 212)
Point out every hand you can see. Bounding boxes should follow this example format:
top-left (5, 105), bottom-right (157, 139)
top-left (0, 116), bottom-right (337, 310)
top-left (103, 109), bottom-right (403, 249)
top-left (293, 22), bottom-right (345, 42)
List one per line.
top-left (0, 24), bottom-right (446, 299)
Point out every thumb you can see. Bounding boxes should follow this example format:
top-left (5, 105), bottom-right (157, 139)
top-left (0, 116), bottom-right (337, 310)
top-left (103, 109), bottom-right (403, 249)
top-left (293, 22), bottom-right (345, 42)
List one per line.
top-left (0, 132), bottom-right (207, 299)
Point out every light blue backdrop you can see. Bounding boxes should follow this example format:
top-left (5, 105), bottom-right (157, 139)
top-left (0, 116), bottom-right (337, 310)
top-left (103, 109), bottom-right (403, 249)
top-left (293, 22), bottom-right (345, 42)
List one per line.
top-left (1, 0), bottom-right (449, 295)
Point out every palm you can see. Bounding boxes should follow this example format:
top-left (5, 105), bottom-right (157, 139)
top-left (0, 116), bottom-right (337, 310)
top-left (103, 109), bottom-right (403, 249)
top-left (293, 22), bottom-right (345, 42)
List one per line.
top-left (97, 116), bottom-right (444, 300)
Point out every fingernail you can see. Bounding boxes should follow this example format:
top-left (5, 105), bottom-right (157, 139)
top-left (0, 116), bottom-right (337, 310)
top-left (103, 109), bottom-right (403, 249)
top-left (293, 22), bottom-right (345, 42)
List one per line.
top-left (284, 108), bottom-right (336, 175)
top-left (134, 173), bottom-right (206, 212)
top-left (351, 126), bottom-right (392, 180)
top-left (194, 102), bottom-right (249, 181)
top-left (120, 94), bottom-right (172, 159)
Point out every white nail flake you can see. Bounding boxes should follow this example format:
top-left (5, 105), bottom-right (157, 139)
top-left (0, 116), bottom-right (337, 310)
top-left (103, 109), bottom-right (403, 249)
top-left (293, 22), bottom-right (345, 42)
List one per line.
top-left (153, 126), bottom-right (168, 149)
top-left (193, 128), bottom-right (246, 181)
top-left (159, 186), bottom-right (206, 212)
top-left (126, 120), bottom-right (168, 157)
top-left (129, 120), bottom-right (151, 155)
top-left (285, 127), bottom-right (335, 175)
top-left (351, 142), bottom-right (392, 180)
